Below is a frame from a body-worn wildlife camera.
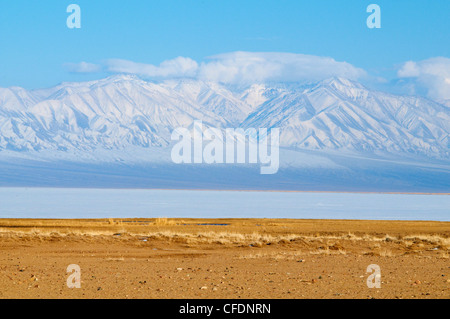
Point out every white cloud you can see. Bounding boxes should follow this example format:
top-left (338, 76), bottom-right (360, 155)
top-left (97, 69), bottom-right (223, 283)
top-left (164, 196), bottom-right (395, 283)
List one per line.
top-left (198, 52), bottom-right (367, 83)
top-left (397, 61), bottom-right (420, 77)
top-left (397, 57), bottom-right (450, 101)
top-left (68, 52), bottom-right (367, 84)
top-left (67, 53), bottom-right (450, 103)
top-left (65, 62), bottom-right (102, 73)
top-left (106, 57), bottom-right (199, 78)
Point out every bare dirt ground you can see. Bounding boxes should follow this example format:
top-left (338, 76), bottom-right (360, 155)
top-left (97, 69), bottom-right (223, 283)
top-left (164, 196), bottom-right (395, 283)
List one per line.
top-left (0, 218), bottom-right (448, 299)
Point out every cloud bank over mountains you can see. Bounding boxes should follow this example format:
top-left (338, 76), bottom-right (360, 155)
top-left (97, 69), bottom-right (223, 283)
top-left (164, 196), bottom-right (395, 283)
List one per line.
top-left (195, 52), bottom-right (367, 84)
top-left (106, 57), bottom-right (199, 79)
top-left (68, 52), bottom-right (450, 102)
top-left (68, 52), bottom-right (367, 83)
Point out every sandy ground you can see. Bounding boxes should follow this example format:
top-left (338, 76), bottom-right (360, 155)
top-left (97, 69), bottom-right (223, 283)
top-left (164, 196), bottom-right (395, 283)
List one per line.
top-left (0, 218), bottom-right (448, 299)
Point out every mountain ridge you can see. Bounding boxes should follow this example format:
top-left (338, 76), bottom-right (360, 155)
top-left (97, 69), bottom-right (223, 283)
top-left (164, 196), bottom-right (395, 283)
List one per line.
top-left (0, 75), bottom-right (449, 159)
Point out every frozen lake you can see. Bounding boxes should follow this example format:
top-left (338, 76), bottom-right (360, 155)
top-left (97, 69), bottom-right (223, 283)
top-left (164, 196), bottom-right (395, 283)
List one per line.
top-left (0, 188), bottom-right (448, 221)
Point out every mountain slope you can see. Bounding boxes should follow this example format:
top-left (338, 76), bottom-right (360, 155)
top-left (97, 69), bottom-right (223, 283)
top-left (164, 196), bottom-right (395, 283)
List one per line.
top-left (0, 75), bottom-right (448, 159)
top-left (242, 78), bottom-right (450, 157)
top-left (0, 76), bottom-right (236, 150)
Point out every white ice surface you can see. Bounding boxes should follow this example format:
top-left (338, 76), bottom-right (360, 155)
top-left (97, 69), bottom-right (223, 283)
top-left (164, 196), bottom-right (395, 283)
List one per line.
top-left (0, 188), bottom-right (448, 221)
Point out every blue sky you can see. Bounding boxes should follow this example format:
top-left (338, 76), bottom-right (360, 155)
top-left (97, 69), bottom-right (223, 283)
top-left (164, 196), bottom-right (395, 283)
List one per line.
top-left (0, 0), bottom-right (449, 97)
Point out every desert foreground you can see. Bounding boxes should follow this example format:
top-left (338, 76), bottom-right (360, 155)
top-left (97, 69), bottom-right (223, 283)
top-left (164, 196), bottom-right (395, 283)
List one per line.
top-left (0, 218), bottom-right (448, 299)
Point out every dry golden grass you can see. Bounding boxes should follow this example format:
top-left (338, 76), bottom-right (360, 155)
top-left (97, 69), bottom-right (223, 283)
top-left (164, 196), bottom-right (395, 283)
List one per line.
top-left (0, 218), bottom-right (448, 259)
top-left (1, 224), bottom-right (449, 247)
top-left (309, 247), bottom-right (347, 255)
top-left (153, 217), bottom-right (182, 226)
top-left (1, 227), bottom-right (447, 261)
top-left (238, 251), bottom-right (305, 260)
top-left (108, 218), bottom-right (124, 226)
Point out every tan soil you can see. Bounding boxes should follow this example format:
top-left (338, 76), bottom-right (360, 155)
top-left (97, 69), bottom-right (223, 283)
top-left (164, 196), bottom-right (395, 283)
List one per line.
top-left (0, 218), bottom-right (448, 299)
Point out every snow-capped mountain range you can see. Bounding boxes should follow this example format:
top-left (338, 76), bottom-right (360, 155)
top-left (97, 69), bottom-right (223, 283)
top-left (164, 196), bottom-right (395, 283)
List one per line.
top-left (1, 75), bottom-right (448, 159)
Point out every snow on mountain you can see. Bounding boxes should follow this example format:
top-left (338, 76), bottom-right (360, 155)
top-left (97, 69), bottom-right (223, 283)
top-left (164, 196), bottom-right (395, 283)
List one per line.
top-left (242, 77), bottom-right (450, 157)
top-left (0, 87), bottom-right (41, 113)
top-left (166, 79), bottom-right (254, 125)
top-left (0, 75), bottom-right (449, 160)
top-left (0, 75), bottom-right (233, 151)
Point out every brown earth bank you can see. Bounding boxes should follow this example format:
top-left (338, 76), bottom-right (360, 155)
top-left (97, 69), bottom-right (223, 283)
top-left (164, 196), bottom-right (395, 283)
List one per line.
top-left (0, 218), bottom-right (448, 299)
